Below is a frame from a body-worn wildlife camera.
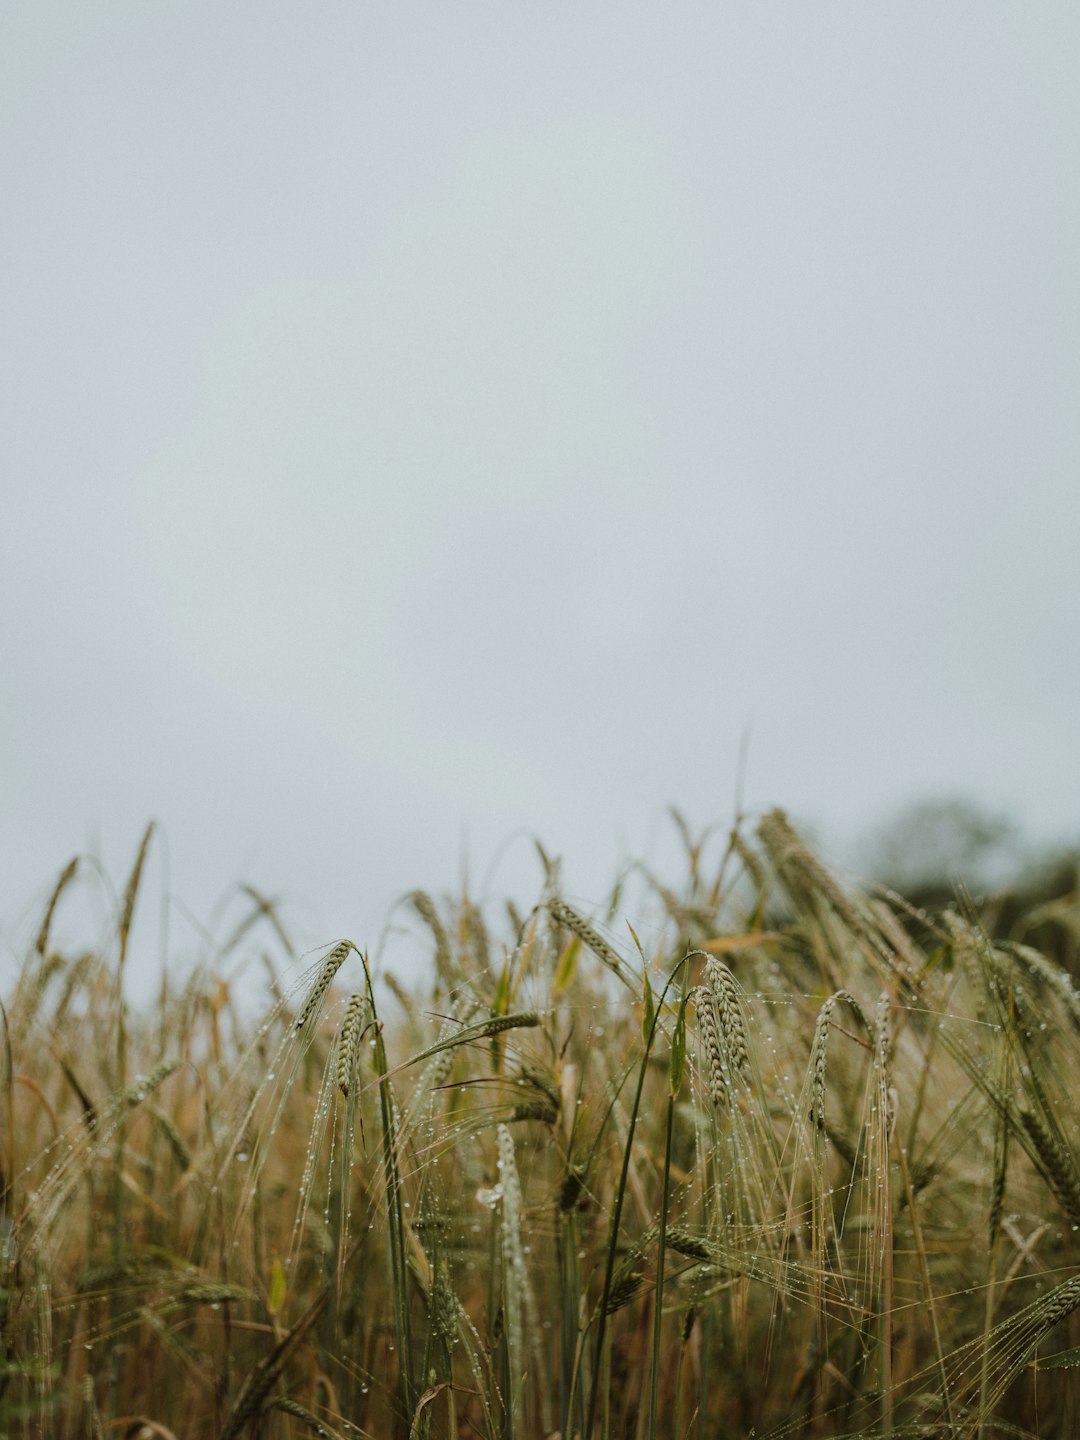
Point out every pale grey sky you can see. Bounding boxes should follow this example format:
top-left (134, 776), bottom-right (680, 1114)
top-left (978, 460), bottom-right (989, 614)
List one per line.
top-left (3, 6), bottom-right (1078, 978)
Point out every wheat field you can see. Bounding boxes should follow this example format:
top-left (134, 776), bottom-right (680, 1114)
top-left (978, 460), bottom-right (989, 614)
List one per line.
top-left (2, 811), bottom-right (1080, 1438)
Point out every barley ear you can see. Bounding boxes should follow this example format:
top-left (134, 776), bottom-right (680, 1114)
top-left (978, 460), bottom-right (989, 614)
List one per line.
top-left (295, 941), bottom-right (355, 1033)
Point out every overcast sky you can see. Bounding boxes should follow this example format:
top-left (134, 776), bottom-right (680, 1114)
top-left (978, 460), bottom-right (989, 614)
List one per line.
top-left (2, 5), bottom-right (1078, 982)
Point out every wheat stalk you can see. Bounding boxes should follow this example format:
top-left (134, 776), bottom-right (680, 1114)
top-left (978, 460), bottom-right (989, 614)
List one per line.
top-left (270, 1396), bottom-right (343, 1438)
top-left (294, 941), bottom-right (355, 1033)
top-left (693, 984), bottom-right (729, 1112)
top-left (335, 992), bottom-right (368, 1098)
top-left (730, 827), bottom-right (766, 892)
top-left (547, 898), bottom-right (633, 987)
top-left (705, 956), bottom-right (750, 1078)
top-left (1016, 1099), bottom-right (1080, 1225)
top-left (807, 990), bottom-right (868, 1132)
top-left (497, 1123), bottom-right (525, 1393)
top-left (758, 808), bottom-right (866, 933)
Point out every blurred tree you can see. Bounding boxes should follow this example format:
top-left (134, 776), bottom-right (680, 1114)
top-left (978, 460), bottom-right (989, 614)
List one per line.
top-left (866, 796), bottom-right (1021, 895)
top-left (865, 796), bottom-right (1080, 976)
